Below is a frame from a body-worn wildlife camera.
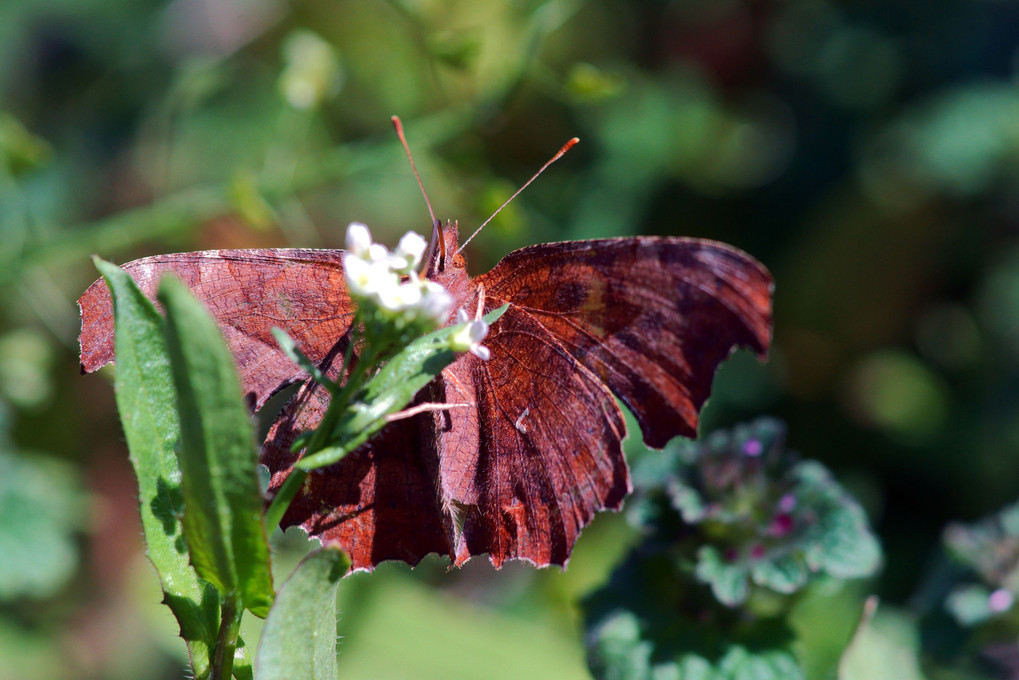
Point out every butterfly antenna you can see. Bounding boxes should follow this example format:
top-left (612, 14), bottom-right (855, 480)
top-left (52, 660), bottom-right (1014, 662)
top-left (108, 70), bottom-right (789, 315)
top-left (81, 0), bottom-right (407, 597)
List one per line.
top-left (392, 115), bottom-right (437, 227)
top-left (456, 137), bottom-right (579, 255)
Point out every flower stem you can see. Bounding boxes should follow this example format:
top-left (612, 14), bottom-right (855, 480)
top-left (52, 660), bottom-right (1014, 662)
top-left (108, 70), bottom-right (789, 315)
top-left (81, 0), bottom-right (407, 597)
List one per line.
top-left (265, 467), bottom-right (307, 531)
top-left (263, 339), bottom-right (381, 529)
top-left (211, 599), bottom-right (243, 680)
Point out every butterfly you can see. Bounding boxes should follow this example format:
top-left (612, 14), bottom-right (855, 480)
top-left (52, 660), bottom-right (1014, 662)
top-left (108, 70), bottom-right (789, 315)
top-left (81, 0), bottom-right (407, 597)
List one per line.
top-left (79, 128), bottom-right (772, 572)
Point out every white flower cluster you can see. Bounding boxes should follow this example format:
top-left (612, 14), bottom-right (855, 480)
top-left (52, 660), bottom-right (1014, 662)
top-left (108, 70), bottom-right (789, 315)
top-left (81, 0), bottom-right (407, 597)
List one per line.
top-left (342, 222), bottom-right (493, 360)
top-left (343, 223), bottom-right (452, 324)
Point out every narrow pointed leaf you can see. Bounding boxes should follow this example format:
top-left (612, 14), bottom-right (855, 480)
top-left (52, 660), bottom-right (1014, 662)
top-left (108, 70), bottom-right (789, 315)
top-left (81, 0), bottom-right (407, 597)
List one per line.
top-left (158, 275), bottom-right (274, 617)
top-left (255, 546), bottom-right (350, 680)
top-left (299, 304), bottom-right (509, 470)
top-left (93, 257), bottom-right (220, 678)
top-left (271, 327), bottom-right (335, 391)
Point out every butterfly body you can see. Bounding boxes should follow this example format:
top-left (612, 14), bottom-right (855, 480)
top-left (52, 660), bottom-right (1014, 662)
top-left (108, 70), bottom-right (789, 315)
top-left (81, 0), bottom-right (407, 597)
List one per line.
top-left (80, 221), bottom-right (772, 571)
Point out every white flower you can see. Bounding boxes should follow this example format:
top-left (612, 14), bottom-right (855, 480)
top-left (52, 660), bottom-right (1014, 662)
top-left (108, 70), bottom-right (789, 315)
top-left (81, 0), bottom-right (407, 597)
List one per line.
top-left (376, 279), bottom-right (423, 314)
top-left (367, 243), bottom-right (390, 264)
top-left (392, 231), bottom-right (427, 274)
top-left (343, 252), bottom-right (398, 300)
top-left (418, 281), bottom-right (453, 323)
top-left (451, 309), bottom-right (491, 360)
top-left (342, 224), bottom-right (453, 328)
top-left (345, 223), bottom-right (372, 256)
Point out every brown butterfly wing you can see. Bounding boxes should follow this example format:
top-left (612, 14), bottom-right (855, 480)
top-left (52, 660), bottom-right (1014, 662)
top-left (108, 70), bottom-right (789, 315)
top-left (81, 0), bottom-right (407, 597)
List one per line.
top-left (81, 235), bottom-right (771, 572)
top-left (263, 235), bottom-right (772, 570)
top-left (77, 246), bottom-right (447, 571)
top-left (261, 378), bottom-right (451, 570)
top-left (78, 248), bottom-right (353, 410)
top-left (263, 303), bottom-right (631, 571)
top-left (431, 306), bottom-right (629, 568)
top-left (418, 236), bottom-right (772, 567)
top-left (475, 237), bottom-right (773, 449)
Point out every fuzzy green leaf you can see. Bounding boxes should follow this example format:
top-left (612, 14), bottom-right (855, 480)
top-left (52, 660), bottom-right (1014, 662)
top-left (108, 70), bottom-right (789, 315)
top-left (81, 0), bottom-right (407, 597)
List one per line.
top-left (793, 461), bottom-right (882, 580)
top-left (696, 546), bottom-right (751, 607)
top-left (716, 646), bottom-right (803, 680)
top-left (584, 609), bottom-right (653, 680)
top-left (584, 550), bottom-right (803, 680)
top-left (635, 419), bottom-right (881, 606)
top-left (255, 546), bottom-right (350, 680)
top-left (158, 275), bottom-right (274, 617)
top-left (750, 555), bottom-right (809, 595)
top-left (93, 257), bottom-right (221, 678)
top-left (582, 607), bottom-right (652, 680)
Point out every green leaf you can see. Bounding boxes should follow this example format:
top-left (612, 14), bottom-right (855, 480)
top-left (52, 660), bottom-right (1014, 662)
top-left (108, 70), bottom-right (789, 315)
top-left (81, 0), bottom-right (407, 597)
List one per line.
top-left (94, 257), bottom-right (221, 678)
top-left (696, 546), bottom-right (751, 607)
top-left (751, 555), bottom-right (809, 595)
top-left (271, 327), bottom-right (335, 392)
top-left (585, 549), bottom-right (803, 680)
top-left (716, 646), bottom-right (803, 680)
top-left (233, 637), bottom-right (254, 680)
top-left (838, 599), bottom-right (927, 680)
top-left (793, 461), bottom-right (882, 580)
top-left (158, 275), bottom-right (274, 617)
top-left (630, 419), bottom-right (881, 607)
top-left (584, 609), bottom-right (653, 680)
top-left (255, 546), bottom-right (350, 680)
top-left (298, 304), bottom-right (509, 470)
top-left (944, 584), bottom-right (998, 626)
top-left (565, 62), bottom-right (626, 102)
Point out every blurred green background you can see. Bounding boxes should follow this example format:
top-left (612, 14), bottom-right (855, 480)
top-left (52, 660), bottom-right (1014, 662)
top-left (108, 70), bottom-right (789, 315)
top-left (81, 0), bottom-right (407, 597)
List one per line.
top-left (2, 0), bottom-right (1019, 678)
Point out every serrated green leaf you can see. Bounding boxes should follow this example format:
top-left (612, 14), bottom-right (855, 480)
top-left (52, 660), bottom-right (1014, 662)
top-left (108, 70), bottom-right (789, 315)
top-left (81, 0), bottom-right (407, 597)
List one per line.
top-left (716, 646), bottom-right (803, 680)
top-left (671, 656), bottom-right (714, 680)
top-left (794, 462), bottom-right (881, 579)
top-left (751, 555), bottom-right (808, 595)
top-left (585, 547), bottom-right (803, 680)
top-left (667, 479), bottom-right (707, 523)
top-left (158, 275), bottom-right (274, 617)
top-left (585, 609), bottom-right (653, 680)
top-left (298, 304), bottom-right (509, 470)
top-left (696, 546), bottom-right (750, 607)
top-left (94, 257), bottom-right (220, 678)
top-left (255, 546), bottom-right (350, 680)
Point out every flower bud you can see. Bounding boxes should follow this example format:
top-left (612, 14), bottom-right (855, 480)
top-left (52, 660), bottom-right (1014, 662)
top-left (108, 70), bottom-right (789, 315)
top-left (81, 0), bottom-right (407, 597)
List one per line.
top-left (451, 309), bottom-right (491, 360)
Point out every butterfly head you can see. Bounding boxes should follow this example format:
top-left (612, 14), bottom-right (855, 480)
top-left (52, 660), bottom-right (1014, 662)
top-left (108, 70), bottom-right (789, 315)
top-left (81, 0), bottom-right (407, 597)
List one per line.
top-left (422, 219), bottom-right (466, 277)
top-left (421, 219), bottom-right (473, 319)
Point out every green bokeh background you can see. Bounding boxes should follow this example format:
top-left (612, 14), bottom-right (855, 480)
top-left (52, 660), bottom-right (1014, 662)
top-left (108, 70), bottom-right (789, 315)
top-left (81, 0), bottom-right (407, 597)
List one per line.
top-left (2, 0), bottom-right (1019, 678)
